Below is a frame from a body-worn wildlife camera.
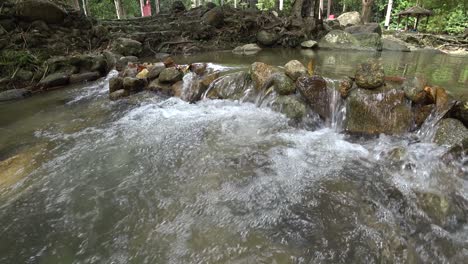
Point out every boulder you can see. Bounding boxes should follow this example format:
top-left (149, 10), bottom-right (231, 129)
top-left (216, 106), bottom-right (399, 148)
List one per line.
top-left (16, 0), bottom-right (67, 24)
top-left (0, 89), bottom-right (31, 102)
top-left (233, 43), bottom-right (262, 54)
top-left (447, 101), bottom-right (468, 128)
top-left (354, 60), bottom-right (385, 89)
top-left (69, 72), bottom-right (100, 84)
top-left (296, 75), bottom-right (331, 119)
top-left (202, 7), bottom-right (224, 28)
top-left (200, 72), bottom-right (220, 88)
top-left (300, 40), bottom-right (318, 49)
top-left (250, 62), bottom-right (280, 90)
top-left (434, 118), bottom-right (468, 147)
top-left (284, 60), bottom-right (308, 81)
top-left (109, 89), bottom-right (129, 101)
top-left (109, 77), bottom-right (123, 93)
top-left (123, 77), bottom-right (145, 93)
top-left (271, 96), bottom-right (307, 120)
top-left (256, 30), bottom-right (279, 46)
top-left (336, 11), bottom-right (362, 27)
top-left (15, 69), bottom-right (34, 81)
top-left (402, 77), bottom-right (430, 104)
top-left (319, 30), bottom-right (359, 50)
top-left (159, 68), bottom-right (183, 83)
top-left (147, 62), bottom-right (166, 80)
top-left (345, 23), bottom-right (382, 36)
top-left (206, 71), bottom-right (253, 100)
top-left (171, 1), bottom-right (186, 12)
top-left (39, 72), bottom-right (70, 88)
top-left (345, 87), bottom-right (412, 135)
top-left (111, 38), bottom-right (142, 57)
top-left (352, 33), bottom-right (382, 51)
top-left (272, 73), bottom-right (295, 95)
top-left (382, 37), bottom-right (411, 52)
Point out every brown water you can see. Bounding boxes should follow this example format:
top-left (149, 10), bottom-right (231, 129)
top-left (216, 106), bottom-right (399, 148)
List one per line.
top-left (0, 51), bottom-right (467, 264)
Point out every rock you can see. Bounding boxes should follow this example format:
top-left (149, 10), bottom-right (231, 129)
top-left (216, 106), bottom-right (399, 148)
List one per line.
top-left (109, 77), bottom-right (123, 93)
top-left (250, 62), bottom-right (280, 90)
top-left (354, 60), bottom-right (385, 89)
top-left (339, 77), bottom-right (353, 98)
top-left (447, 101), bottom-right (468, 127)
top-left (345, 23), bottom-right (382, 36)
top-left (353, 33), bottom-right (382, 51)
top-left (434, 118), bottom-right (468, 147)
top-left (172, 81), bottom-right (183, 97)
top-left (403, 77), bottom-right (430, 104)
top-left (147, 79), bottom-right (173, 96)
top-left (92, 25), bottom-right (108, 38)
top-left (122, 67), bottom-right (138, 78)
top-left (206, 71), bottom-right (252, 100)
top-left (382, 37), bottom-right (411, 52)
top-left (90, 55), bottom-right (108, 74)
top-left (336, 11), bottom-right (362, 27)
top-left (345, 87), bottom-right (412, 135)
top-left (296, 75), bottom-right (331, 119)
top-left (232, 43), bottom-right (262, 55)
top-left (15, 69), bottom-right (33, 81)
top-left (0, 144), bottom-right (45, 188)
top-left (30, 20), bottom-right (49, 32)
top-left (69, 72), bottom-right (100, 84)
top-left (159, 68), bottom-right (183, 83)
top-left (190, 63), bottom-right (207, 75)
top-left (146, 63), bottom-right (165, 80)
top-left (0, 89), bottom-right (31, 101)
top-left (300, 40), bottom-right (318, 49)
top-left (206, 2), bottom-right (216, 9)
top-left (136, 68), bottom-right (149, 79)
top-left (200, 72), bottom-right (220, 88)
top-left (111, 38), bottom-right (142, 57)
top-left (271, 96), bottom-right (307, 120)
top-left (163, 57), bottom-right (175, 68)
top-left (266, 73), bottom-right (294, 95)
top-left (414, 104), bottom-right (434, 128)
top-left (16, 0), bottom-right (67, 24)
top-left (109, 89), bottom-right (129, 101)
top-left (323, 19), bottom-right (342, 31)
top-left (256, 30), bottom-right (279, 46)
top-left (284, 60), bottom-right (308, 81)
top-left (123, 77), bottom-right (145, 93)
top-left (39, 72), bottom-right (70, 88)
top-left (171, 1), bottom-right (186, 12)
top-left (319, 30), bottom-right (359, 50)
top-left (202, 7), bottom-right (224, 28)
top-left (435, 87), bottom-right (449, 112)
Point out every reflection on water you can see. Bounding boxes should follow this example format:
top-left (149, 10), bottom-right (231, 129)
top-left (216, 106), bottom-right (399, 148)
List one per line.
top-left (174, 49), bottom-right (468, 99)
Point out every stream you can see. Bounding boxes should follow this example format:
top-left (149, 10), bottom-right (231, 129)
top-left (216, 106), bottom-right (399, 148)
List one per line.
top-left (0, 50), bottom-right (467, 263)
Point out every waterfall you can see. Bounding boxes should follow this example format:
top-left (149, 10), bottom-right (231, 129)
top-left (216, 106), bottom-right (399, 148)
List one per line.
top-left (325, 79), bottom-right (346, 132)
top-left (416, 103), bottom-right (454, 142)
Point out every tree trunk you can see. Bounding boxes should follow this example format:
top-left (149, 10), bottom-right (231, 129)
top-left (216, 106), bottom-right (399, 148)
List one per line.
top-left (361, 0), bottom-right (374, 23)
top-left (249, 0), bottom-right (257, 9)
top-left (292, 0), bottom-right (305, 17)
top-left (326, 0), bottom-right (331, 19)
top-left (318, 0), bottom-right (323, 19)
top-left (154, 0), bottom-right (160, 14)
top-left (384, 0), bottom-right (393, 28)
top-left (114, 0), bottom-right (124, 19)
top-left (71, 0), bottom-right (80, 10)
top-left (279, 0), bottom-right (283, 10)
top-left (139, 0), bottom-right (145, 17)
top-left (81, 0), bottom-right (89, 16)
top-left (342, 3), bottom-right (346, 13)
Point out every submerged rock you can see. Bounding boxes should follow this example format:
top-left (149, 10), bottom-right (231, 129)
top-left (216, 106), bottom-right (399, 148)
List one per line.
top-left (109, 89), bottom-right (129, 101)
top-left (232, 44), bottom-right (262, 54)
top-left (434, 118), bottom-right (468, 147)
top-left (111, 38), bottom-right (142, 57)
top-left (336, 11), bottom-right (362, 27)
top-left (353, 33), bottom-right (382, 51)
top-left (354, 60), bottom-right (385, 89)
top-left (0, 89), bottom-right (31, 102)
top-left (256, 30), bottom-right (279, 46)
top-left (250, 62), bottom-right (280, 90)
top-left (16, 0), bottom-right (67, 24)
top-left (345, 87), bottom-right (412, 135)
top-left (271, 95), bottom-right (307, 120)
top-left (296, 75), bottom-right (331, 120)
top-left (284, 60), bottom-right (308, 81)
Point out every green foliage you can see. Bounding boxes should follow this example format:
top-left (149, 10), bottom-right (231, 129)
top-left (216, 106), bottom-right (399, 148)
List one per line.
top-left (0, 50), bottom-right (39, 76)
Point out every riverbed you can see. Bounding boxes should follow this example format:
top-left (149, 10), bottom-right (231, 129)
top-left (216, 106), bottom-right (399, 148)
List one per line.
top-left (0, 50), bottom-right (467, 263)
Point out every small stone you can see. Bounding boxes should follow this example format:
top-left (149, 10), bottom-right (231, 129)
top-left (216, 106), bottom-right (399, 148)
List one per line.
top-left (109, 89), bottom-right (129, 101)
top-left (163, 57), bottom-right (175, 68)
top-left (147, 62), bottom-right (166, 80)
top-left (272, 73), bottom-right (295, 95)
top-left (147, 79), bottom-right (173, 96)
top-left (190, 63), bottom-right (207, 75)
top-left (300, 40), bottom-right (318, 49)
top-left (354, 60), bottom-right (385, 89)
top-left (435, 87), bottom-right (449, 112)
top-left (200, 72), bottom-right (220, 88)
top-left (109, 77), bottom-right (123, 93)
top-left (136, 68), bottom-right (149, 79)
top-left (159, 68), bottom-right (183, 83)
top-left (250, 62), bottom-right (280, 90)
top-left (284, 60), bottom-right (308, 81)
top-left (339, 77), bottom-right (353, 99)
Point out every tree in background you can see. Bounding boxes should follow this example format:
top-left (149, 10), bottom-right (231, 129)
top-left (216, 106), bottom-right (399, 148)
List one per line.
top-left (361, 0), bottom-right (373, 23)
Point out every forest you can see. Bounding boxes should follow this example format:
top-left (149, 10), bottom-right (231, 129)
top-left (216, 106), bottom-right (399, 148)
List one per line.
top-left (62, 0), bottom-right (467, 34)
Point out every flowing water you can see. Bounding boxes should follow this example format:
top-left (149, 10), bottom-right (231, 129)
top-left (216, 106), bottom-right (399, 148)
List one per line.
top-left (0, 50), bottom-right (467, 264)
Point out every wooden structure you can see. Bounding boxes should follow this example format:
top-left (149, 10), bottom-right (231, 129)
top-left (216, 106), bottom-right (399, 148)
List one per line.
top-left (397, 6), bottom-right (433, 31)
